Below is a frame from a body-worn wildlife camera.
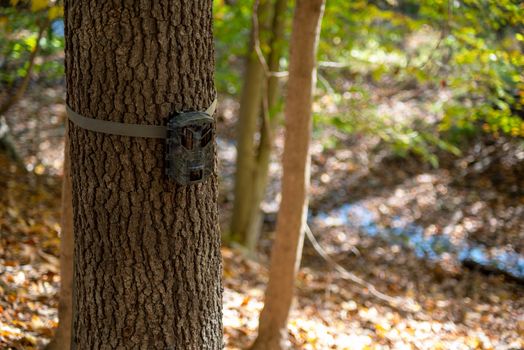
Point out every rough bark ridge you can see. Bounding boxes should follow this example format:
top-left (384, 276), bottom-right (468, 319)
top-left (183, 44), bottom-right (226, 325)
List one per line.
top-left (64, 1), bottom-right (222, 349)
top-left (250, 0), bottom-right (325, 349)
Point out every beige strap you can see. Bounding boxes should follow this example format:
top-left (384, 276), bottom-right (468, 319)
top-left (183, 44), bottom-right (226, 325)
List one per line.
top-left (67, 99), bottom-right (217, 139)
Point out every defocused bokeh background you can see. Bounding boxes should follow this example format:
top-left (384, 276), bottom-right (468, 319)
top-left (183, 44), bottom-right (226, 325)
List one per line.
top-left (0, 0), bottom-right (523, 349)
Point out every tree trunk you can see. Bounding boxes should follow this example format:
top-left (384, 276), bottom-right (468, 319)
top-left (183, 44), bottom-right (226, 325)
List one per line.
top-left (245, 0), bottom-right (288, 252)
top-left (45, 130), bottom-right (73, 350)
top-left (64, 1), bottom-right (222, 349)
top-left (250, 0), bottom-right (325, 349)
top-left (230, 0), bottom-right (272, 244)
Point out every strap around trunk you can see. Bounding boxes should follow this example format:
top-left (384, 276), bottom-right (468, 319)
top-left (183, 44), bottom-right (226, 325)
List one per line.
top-left (66, 99), bottom-right (218, 139)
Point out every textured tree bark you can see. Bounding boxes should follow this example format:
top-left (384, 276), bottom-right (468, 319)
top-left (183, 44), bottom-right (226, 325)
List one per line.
top-left (64, 1), bottom-right (222, 349)
top-left (230, 0), bottom-right (272, 244)
top-left (250, 0), bottom-right (325, 349)
top-left (45, 131), bottom-right (73, 350)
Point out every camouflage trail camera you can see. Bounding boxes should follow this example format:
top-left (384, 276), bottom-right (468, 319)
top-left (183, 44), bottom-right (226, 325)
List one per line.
top-left (166, 111), bottom-right (215, 185)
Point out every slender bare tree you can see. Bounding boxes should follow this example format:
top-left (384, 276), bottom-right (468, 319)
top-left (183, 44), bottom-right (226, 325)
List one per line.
top-left (230, 0), bottom-right (273, 245)
top-left (250, 0), bottom-right (325, 349)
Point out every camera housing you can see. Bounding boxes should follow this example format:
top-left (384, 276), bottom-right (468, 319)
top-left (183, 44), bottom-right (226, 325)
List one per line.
top-left (166, 111), bottom-right (215, 185)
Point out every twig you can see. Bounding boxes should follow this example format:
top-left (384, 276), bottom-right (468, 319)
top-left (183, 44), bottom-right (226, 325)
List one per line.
top-left (418, 0), bottom-right (452, 70)
top-left (318, 61), bottom-right (351, 69)
top-left (317, 72), bottom-right (335, 95)
top-left (304, 224), bottom-right (420, 313)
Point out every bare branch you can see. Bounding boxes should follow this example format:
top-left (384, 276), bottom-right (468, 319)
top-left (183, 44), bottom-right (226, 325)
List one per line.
top-left (305, 224), bottom-right (420, 313)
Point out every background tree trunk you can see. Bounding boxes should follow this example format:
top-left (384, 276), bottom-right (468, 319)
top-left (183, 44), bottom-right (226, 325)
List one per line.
top-left (230, 0), bottom-right (272, 244)
top-left (250, 0), bottom-right (325, 349)
top-left (245, 0), bottom-right (288, 252)
top-left (64, 1), bottom-right (222, 349)
top-left (45, 130), bottom-right (73, 350)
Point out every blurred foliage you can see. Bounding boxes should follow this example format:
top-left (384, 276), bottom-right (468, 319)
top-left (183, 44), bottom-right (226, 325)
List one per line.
top-left (440, 0), bottom-right (523, 138)
top-left (316, 0), bottom-right (523, 162)
top-left (213, 0), bottom-right (252, 95)
top-left (1, 0), bottom-right (523, 164)
top-left (214, 0), bottom-right (524, 163)
top-left (0, 0), bottom-right (64, 91)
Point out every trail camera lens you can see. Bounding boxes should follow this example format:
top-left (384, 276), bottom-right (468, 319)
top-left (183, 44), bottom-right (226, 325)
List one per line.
top-left (166, 111), bottom-right (215, 185)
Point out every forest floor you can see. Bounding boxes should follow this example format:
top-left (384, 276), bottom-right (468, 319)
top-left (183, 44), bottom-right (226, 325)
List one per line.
top-left (0, 84), bottom-right (523, 349)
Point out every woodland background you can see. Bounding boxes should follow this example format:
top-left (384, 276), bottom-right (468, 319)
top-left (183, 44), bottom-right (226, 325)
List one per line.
top-left (0, 0), bottom-right (523, 349)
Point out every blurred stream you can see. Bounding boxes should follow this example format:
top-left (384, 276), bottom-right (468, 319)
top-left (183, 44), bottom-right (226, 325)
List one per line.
top-left (312, 202), bottom-right (524, 281)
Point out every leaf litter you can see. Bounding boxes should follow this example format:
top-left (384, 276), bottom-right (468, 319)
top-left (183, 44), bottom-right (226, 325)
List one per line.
top-left (0, 90), bottom-right (523, 349)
